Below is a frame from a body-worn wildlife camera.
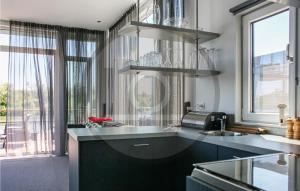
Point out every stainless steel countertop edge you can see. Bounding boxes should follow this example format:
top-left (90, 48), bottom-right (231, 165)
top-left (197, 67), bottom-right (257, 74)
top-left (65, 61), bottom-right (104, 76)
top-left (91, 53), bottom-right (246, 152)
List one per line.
top-left (68, 126), bottom-right (300, 154)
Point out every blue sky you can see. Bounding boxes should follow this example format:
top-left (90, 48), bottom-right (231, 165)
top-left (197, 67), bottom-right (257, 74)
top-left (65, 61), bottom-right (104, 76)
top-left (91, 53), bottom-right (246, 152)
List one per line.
top-left (253, 10), bottom-right (289, 56)
top-left (0, 34), bottom-right (9, 85)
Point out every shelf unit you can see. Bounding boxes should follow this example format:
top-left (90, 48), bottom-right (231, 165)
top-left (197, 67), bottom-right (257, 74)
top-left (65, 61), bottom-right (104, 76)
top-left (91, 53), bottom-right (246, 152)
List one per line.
top-left (117, 0), bottom-right (221, 77)
top-left (118, 21), bottom-right (220, 44)
top-left (119, 65), bottom-right (220, 77)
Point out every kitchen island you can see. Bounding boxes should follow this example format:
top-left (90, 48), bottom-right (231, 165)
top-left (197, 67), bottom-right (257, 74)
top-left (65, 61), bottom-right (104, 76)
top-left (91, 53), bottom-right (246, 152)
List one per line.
top-left (188, 153), bottom-right (300, 191)
top-left (68, 126), bottom-right (300, 191)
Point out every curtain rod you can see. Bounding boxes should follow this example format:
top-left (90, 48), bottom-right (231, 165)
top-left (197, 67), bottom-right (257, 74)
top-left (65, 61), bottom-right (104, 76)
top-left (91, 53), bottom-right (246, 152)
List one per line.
top-left (109, 4), bottom-right (136, 31)
top-left (9, 20), bottom-right (105, 34)
top-left (229, 0), bottom-right (266, 15)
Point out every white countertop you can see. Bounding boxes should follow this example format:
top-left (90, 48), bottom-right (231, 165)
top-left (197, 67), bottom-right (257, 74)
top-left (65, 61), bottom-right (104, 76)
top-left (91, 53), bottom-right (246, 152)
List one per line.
top-left (68, 126), bottom-right (177, 141)
top-left (68, 126), bottom-right (300, 154)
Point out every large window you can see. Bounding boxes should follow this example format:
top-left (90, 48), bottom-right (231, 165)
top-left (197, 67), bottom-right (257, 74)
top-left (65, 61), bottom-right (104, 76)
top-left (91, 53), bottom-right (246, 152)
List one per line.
top-left (0, 22), bottom-right (105, 156)
top-left (65, 39), bottom-right (98, 124)
top-left (252, 10), bottom-right (290, 114)
top-left (0, 23), bottom-right (56, 156)
top-left (242, 4), bottom-right (296, 123)
top-left (0, 31), bottom-right (9, 156)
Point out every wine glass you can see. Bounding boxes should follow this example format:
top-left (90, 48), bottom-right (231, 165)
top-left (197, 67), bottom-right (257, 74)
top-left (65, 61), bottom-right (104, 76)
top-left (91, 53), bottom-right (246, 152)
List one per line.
top-left (163, 48), bottom-right (172, 68)
top-left (189, 48), bottom-right (197, 69)
top-left (154, 4), bottom-right (161, 24)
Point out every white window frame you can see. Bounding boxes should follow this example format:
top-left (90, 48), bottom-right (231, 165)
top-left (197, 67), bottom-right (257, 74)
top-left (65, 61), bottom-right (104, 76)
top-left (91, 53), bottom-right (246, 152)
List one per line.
top-left (242, 4), bottom-right (297, 124)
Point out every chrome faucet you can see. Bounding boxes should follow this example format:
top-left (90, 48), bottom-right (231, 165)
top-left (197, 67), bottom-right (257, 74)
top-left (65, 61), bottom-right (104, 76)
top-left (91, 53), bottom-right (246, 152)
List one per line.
top-left (218, 115), bottom-right (227, 132)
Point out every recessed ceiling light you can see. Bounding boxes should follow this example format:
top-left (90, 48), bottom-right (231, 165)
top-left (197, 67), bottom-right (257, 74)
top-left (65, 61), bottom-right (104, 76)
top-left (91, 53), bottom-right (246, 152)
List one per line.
top-left (97, 20), bottom-right (102, 23)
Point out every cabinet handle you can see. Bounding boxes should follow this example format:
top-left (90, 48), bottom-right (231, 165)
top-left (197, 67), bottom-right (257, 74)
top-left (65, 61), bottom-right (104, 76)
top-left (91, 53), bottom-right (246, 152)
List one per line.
top-left (132, 143), bottom-right (150, 147)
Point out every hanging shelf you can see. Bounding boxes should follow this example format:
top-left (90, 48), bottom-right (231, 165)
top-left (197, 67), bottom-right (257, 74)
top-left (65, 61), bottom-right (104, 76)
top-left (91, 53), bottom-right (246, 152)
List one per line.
top-left (119, 65), bottom-right (221, 77)
top-left (117, 0), bottom-right (222, 77)
top-left (118, 21), bottom-right (220, 44)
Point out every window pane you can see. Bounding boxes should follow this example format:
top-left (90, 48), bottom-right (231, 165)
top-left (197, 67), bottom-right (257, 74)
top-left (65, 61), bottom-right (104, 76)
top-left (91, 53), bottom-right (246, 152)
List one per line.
top-left (252, 10), bottom-right (289, 113)
top-left (0, 33), bottom-right (9, 156)
top-left (10, 35), bottom-right (56, 49)
top-left (67, 61), bottom-right (86, 124)
top-left (66, 40), bottom-right (96, 57)
top-left (65, 39), bottom-right (98, 124)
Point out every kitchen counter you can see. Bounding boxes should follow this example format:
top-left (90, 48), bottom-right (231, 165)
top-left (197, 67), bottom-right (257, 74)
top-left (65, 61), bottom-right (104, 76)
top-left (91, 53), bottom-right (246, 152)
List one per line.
top-left (68, 126), bottom-right (300, 154)
top-left (68, 126), bottom-right (177, 141)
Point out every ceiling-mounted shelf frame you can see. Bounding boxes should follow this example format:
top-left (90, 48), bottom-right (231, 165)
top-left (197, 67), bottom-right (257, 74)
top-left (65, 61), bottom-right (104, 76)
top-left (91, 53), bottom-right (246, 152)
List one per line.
top-left (116, 0), bottom-right (222, 77)
top-left (118, 21), bottom-right (220, 44)
top-left (119, 65), bottom-right (221, 77)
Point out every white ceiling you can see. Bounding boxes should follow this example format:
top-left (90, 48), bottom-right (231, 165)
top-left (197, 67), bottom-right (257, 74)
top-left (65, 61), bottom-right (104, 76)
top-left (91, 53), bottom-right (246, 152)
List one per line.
top-left (0, 0), bottom-right (135, 30)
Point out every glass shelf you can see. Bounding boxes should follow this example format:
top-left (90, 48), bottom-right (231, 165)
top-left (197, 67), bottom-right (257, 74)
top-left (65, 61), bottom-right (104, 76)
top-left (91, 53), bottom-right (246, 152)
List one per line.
top-left (118, 21), bottom-right (220, 44)
top-left (119, 65), bottom-right (221, 77)
top-left (117, 0), bottom-right (221, 77)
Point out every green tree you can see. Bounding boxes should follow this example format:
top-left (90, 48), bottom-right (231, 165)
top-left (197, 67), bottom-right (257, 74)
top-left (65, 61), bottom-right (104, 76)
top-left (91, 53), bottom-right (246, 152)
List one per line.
top-left (0, 84), bottom-right (8, 117)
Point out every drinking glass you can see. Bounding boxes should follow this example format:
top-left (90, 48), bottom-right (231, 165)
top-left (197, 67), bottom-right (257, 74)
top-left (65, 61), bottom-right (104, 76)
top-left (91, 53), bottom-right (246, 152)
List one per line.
top-left (199, 48), bottom-right (209, 70)
top-left (189, 48), bottom-right (197, 69)
top-left (154, 4), bottom-right (161, 24)
top-left (162, 0), bottom-right (171, 26)
top-left (157, 52), bottom-right (162, 67)
top-left (208, 49), bottom-right (216, 69)
top-left (173, 45), bottom-right (183, 68)
top-left (164, 48), bottom-right (172, 68)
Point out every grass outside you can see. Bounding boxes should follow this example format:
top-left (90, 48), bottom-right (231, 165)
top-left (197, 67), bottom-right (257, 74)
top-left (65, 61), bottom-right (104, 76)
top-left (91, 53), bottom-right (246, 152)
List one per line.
top-left (0, 116), bottom-right (6, 123)
top-left (0, 116), bottom-right (6, 134)
top-left (0, 115), bottom-right (5, 156)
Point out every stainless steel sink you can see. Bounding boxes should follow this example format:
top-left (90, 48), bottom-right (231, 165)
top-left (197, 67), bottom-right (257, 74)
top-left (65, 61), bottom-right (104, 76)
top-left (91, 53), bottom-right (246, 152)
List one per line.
top-left (199, 131), bottom-right (247, 136)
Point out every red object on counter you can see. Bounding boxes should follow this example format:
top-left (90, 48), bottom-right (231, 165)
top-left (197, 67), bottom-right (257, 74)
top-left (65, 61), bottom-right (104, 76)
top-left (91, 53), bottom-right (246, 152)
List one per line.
top-left (88, 117), bottom-right (113, 123)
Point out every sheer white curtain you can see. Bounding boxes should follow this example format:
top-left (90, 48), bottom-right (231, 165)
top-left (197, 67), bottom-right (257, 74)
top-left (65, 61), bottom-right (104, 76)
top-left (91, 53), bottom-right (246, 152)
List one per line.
top-left (108, 5), bottom-right (184, 126)
top-left (61, 29), bottom-right (105, 124)
top-left (5, 21), bottom-right (105, 156)
top-left (6, 22), bottom-right (56, 156)
top-left (108, 5), bottom-right (138, 125)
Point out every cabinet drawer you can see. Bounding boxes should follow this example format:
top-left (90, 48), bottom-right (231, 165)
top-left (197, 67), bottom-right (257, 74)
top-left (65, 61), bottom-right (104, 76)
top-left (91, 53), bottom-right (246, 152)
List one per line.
top-left (218, 146), bottom-right (258, 160)
top-left (106, 138), bottom-right (154, 159)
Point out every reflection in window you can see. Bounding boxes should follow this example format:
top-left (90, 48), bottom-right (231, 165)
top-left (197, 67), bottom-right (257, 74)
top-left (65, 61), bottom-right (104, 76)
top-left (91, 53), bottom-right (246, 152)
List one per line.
top-left (252, 10), bottom-right (289, 113)
top-left (252, 156), bottom-right (288, 191)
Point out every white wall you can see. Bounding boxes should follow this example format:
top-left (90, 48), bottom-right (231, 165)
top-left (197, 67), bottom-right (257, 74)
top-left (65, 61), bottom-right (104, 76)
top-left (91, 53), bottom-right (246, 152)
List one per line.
top-left (190, 0), bottom-right (246, 114)
top-left (297, 8), bottom-right (300, 118)
top-left (190, 0), bottom-right (300, 120)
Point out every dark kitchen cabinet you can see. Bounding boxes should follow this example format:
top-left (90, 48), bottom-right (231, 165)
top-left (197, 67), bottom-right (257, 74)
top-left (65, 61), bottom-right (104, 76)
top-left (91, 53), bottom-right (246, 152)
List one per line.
top-left (70, 136), bottom-right (186, 191)
top-left (217, 146), bottom-right (259, 160)
top-left (174, 138), bottom-right (218, 191)
top-left (186, 176), bottom-right (218, 191)
top-left (69, 136), bottom-right (262, 191)
top-left (78, 137), bottom-right (174, 191)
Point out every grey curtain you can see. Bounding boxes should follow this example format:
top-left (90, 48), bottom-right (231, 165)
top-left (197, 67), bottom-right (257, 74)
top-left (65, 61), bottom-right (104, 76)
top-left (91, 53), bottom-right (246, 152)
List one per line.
top-left (6, 21), bottom-right (105, 156)
top-left (108, 4), bottom-right (183, 126)
top-left (60, 28), bottom-right (105, 124)
top-left (6, 22), bottom-right (56, 155)
top-left (108, 5), bottom-right (138, 125)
